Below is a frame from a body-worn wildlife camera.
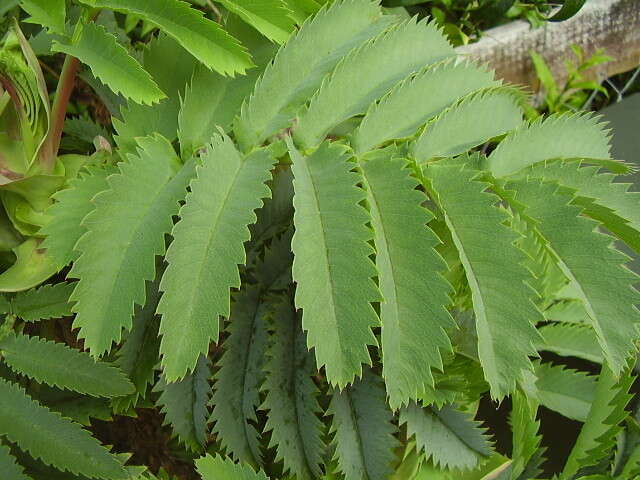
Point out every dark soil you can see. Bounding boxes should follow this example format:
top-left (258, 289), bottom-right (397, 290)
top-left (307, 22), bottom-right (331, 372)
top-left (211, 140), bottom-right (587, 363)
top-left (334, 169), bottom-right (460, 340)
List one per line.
top-left (91, 409), bottom-right (199, 480)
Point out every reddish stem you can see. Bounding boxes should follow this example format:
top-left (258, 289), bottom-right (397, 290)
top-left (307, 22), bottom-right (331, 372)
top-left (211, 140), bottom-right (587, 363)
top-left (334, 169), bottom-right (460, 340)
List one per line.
top-left (43, 55), bottom-right (80, 171)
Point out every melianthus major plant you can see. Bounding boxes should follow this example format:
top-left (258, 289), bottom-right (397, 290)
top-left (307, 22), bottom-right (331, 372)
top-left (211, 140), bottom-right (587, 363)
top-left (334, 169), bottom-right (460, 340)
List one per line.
top-left (0, 0), bottom-right (324, 291)
top-left (0, 0), bottom-right (639, 479)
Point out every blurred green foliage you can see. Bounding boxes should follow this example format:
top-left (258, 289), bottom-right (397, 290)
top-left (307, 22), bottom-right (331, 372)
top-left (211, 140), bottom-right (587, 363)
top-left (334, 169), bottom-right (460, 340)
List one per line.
top-left (383, 0), bottom-right (585, 45)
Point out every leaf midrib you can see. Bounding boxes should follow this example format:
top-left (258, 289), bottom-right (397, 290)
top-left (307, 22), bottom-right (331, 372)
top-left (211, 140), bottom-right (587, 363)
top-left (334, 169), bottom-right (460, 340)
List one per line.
top-left (362, 169), bottom-right (402, 372)
top-left (170, 158), bottom-right (245, 368)
top-left (345, 391), bottom-right (371, 480)
top-left (78, 164), bottom-right (173, 353)
top-left (290, 323), bottom-right (316, 478)
top-left (299, 157), bottom-right (342, 364)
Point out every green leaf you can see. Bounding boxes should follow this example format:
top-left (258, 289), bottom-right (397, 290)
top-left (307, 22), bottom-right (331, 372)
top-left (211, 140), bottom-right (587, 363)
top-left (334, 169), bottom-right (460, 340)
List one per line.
top-left (195, 454), bottom-right (269, 480)
top-left (250, 222), bottom-right (294, 287)
top-left (261, 298), bottom-right (325, 479)
top-left (294, 18), bottom-right (455, 149)
top-left (0, 239), bottom-right (58, 293)
top-left (352, 60), bottom-right (498, 154)
top-left (63, 115), bottom-right (112, 146)
top-left (216, 0), bottom-right (295, 43)
top-left (20, 0), bottom-right (66, 34)
top-left (329, 372), bottom-right (399, 480)
top-left (0, 333), bottom-right (134, 397)
top-left (10, 282), bottom-right (75, 321)
top-left (619, 443), bottom-right (640, 480)
top-left (579, 157), bottom-right (635, 175)
top-left (177, 65), bottom-right (261, 158)
top-left (360, 151), bottom-right (454, 409)
top-left (506, 178), bottom-right (640, 376)
top-left (537, 323), bottom-right (601, 363)
top-left (69, 136), bottom-right (194, 357)
top-left (289, 140), bottom-right (380, 388)
top-left (0, 441), bottom-right (31, 480)
top-left (209, 285), bottom-right (270, 465)
top-left (543, 300), bottom-right (590, 324)
top-left (425, 164), bottom-right (542, 398)
top-left (249, 168), bottom-right (295, 250)
top-left (509, 211), bottom-right (566, 304)
top-left (411, 87), bottom-right (523, 163)
top-left (113, 34), bottom-right (198, 156)
top-left (530, 51), bottom-right (558, 103)
top-left (282, 0), bottom-right (321, 23)
top-left (535, 362), bottom-right (596, 422)
top-left (158, 134), bottom-right (274, 381)
top-left (79, 0), bottom-right (253, 76)
top-left (524, 160), bottom-right (640, 254)
top-left (41, 166), bottom-right (114, 268)
top-left (486, 113), bottom-right (611, 178)
top-left (30, 386), bottom-right (111, 426)
top-left (234, 0), bottom-right (393, 151)
top-left (155, 355), bottom-right (210, 452)
top-left (113, 274), bottom-right (162, 412)
top-left (0, 378), bottom-right (128, 479)
top-left (510, 390), bottom-right (542, 479)
top-left (0, 1), bottom-right (18, 16)
top-left (400, 402), bottom-right (492, 471)
top-left (52, 23), bottom-right (165, 105)
top-left (548, 0), bottom-right (586, 21)
top-left (562, 364), bottom-right (634, 478)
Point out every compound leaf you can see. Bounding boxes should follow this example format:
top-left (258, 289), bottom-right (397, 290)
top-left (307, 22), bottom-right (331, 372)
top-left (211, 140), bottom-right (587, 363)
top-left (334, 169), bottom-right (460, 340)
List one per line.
top-left (543, 300), bottom-right (590, 324)
top-left (282, 0), bottom-right (321, 23)
top-left (28, 386), bottom-right (112, 426)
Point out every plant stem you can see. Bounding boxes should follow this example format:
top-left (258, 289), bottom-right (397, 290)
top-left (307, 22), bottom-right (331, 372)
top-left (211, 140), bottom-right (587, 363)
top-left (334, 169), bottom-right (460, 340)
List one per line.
top-left (205, 0), bottom-right (223, 22)
top-left (42, 9), bottom-right (100, 172)
top-left (44, 54), bottom-right (80, 170)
